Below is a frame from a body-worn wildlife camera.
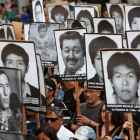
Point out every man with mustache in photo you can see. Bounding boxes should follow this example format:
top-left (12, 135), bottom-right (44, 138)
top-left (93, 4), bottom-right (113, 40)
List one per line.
top-left (59, 31), bottom-right (86, 75)
top-left (107, 52), bottom-right (140, 104)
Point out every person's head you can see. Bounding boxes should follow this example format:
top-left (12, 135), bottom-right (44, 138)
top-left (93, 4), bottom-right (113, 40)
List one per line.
top-left (107, 52), bottom-right (140, 103)
top-left (61, 81), bottom-right (70, 91)
top-left (59, 31), bottom-right (85, 74)
top-left (68, 81), bottom-right (84, 89)
top-left (0, 28), bottom-right (5, 39)
top-left (98, 20), bottom-right (114, 33)
top-left (11, 3), bottom-right (17, 12)
top-left (7, 27), bottom-right (14, 40)
top-left (128, 7), bottom-right (140, 30)
top-left (77, 10), bottom-right (94, 33)
top-left (45, 78), bottom-right (56, 98)
top-left (136, 127), bottom-right (140, 140)
top-left (36, 125), bottom-right (57, 140)
top-left (110, 5), bottom-right (123, 32)
top-left (22, 6), bottom-right (27, 13)
top-left (72, 20), bottom-right (83, 28)
top-left (25, 133), bottom-right (38, 140)
top-left (89, 36), bottom-right (118, 81)
top-left (26, 110), bottom-right (36, 117)
top-left (83, 81), bottom-right (101, 105)
top-left (51, 5), bottom-right (68, 24)
top-left (38, 24), bottom-right (48, 38)
top-left (1, 44), bottom-right (29, 81)
top-left (120, 0), bottom-right (128, 3)
top-left (45, 106), bottom-right (64, 133)
top-left (98, 102), bottom-right (126, 125)
top-left (131, 35), bottom-right (140, 48)
top-left (0, 3), bottom-right (5, 10)
top-left (29, 0), bottom-right (32, 6)
top-left (11, 0), bottom-right (15, 4)
top-left (34, 0), bottom-right (43, 22)
top-left (49, 75), bottom-right (61, 90)
top-left (0, 70), bottom-right (10, 111)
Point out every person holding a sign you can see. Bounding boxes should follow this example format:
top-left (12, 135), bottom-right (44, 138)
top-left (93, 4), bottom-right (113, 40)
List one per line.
top-left (107, 52), bottom-right (140, 104)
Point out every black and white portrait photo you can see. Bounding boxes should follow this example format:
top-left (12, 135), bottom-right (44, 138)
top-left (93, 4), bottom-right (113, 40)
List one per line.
top-left (85, 34), bottom-right (123, 90)
top-left (69, 2), bottom-right (75, 19)
top-left (46, 3), bottom-right (70, 29)
top-left (67, 19), bottom-right (86, 29)
top-left (24, 24), bottom-right (30, 41)
top-left (0, 41), bottom-right (40, 107)
top-left (0, 132), bottom-right (24, 140)
top-left (3, 24), bottom-right (15, 40)
top-left (0, 68), bottom-right (22, 132)
top-left (0, 25), bottom-right (6, 39)
top-left (106, 3), bottom-right (125, 34)
top-left (125, 6), bottom-right (140, 31)
top-left (26, 54), bottom-right (47, 114)
top-left (32, 0), bottom-right (45, 22)
top-left (74, 6), bottom-right (95, 33)
top-left (101, 49), bottom-right (140, 112)
top-left (93, 18), bottom-right (116, 33)
top-left (28, 22), bottom-right (59, 67)
top-left (54, 28), bottom-right (87, 81)
top-left (126, 31), bottom-right (140, 49)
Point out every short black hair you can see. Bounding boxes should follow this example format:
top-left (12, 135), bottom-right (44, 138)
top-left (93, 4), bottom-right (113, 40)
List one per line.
top-left (72, 20), bottom-right (83, 28)
top-left (7, 27), bottom-right (14, 40)
top-left (110, 5), bottom-right (123, 19)
top-left (1, 44), bottom-right (29, 68)
top-left (34, 0), bottom-right (42, 12)
top-left (107, 52), bottom-right (140, 81)
top-left (25, 133), bottom-right (38, 140)
top-left (11, 0), bottom-right (15, 2)
top-left (59, 31), bottom-right (85, 56)
top-left (98, 20), bottom-right (114, 33)
top-left (131, 35), bottom-right (140, 48)
top-left (0, 3), bottom-right (5, 8)
top-left (11, 3), bottom-right (17, 8)
top-left (128, 7), bottom-right (140, 29)
top-left (89, 36), bottom-right (118, 65)
top-left (0, 69), bottom-right (9, 82)
top-left (49, 74), bottom-right (60, 84)
top-left (38, 23), bottom-right (49, 32)
top-left (45, 78), bottom-right (56, 96)
top-left (22, 6), bottom-right (27, 10)
top-left (51, 5), bottom-right (68, 22)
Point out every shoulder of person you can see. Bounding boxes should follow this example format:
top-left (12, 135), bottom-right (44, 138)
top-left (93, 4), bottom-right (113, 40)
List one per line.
top-left (80, 102), bottom-right (87, 107)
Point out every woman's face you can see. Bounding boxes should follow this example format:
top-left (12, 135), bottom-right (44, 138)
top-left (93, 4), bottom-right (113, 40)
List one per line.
top-left (68, 81), bottom-right (75, 89)
top-left (80, 17), bottom-right (93, 33)
top-left (136, 128), bottom-right (140, 140)
top-left (131, 17), bottom-right (140, 30)
top-left (54, 13), bottom-right (65, 24)
top-left (37, 132), bottom-right (51, 140)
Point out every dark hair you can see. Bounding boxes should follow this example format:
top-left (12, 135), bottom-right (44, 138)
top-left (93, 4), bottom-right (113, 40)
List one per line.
top-left (98, 20), bottom-right (114, 33)
top-left (0, 3), bottom-right (5, 8)
top-left (38, 23), bottom-right (49, 32)
top-left (110, 5), bottom-right (123, 19)
top-left (11, 0), bottom-right (15, 2)
top-left (59, 31), bottom-right (85, 56)
top-left (44, 67), bottom-right (48, 77)
top-left (89, 36), bottom-right (118, 65)
top-left (98, 102), bottom-right (126, 126)
top-left (128, 7), bottom-right (140, 29)
top-left (45, 78), bottom-right (56, 96)
top-left (34, 0), bottom-right (42, 12)
top-left (72, 20), bottom-right (83, 28)
top-left (1, 44), bottom-right (29, 68)
top-left (25, 133), bottom-right (38, 140)
top-left (49, 74), bottom-right (60, 84)
top-left (0, 28), bottom-right (5, 39)
top-left (69, 5), bottom-right (74, 11)
top-left (131, 35), bottom-right (140, 48)
top-left (11, 3), bottom-right (17, 8)
top-left (78, 81), bottom-right (84, 88)
top-left (29, 0), bottom-right (32, 3)
top-left (107, 52), bottom-right (140, 81)
top-left (0, 69), bottom-right (9, 82)
top-left (7, 27), bottom-right (14, 40)
top-left (22, 6), bottom-right (27, 10)
top-left (121, 0), bottom-right (128, 3)
top-left (77, 10), bottom-right (94, 32)
top-left (51, 5), bottom-right (68, 22)
top-left (36, 125), bottom-right (57, 140)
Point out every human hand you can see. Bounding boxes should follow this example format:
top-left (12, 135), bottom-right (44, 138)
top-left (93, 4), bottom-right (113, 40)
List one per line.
top-left (123, 121), bottom-right (131, 130)
top-left (76, 115), bottom-right (90, 125)
top-left (104, 136), bottom-right (112, 140)
top-left (16, 14), bottom-right (20, 18)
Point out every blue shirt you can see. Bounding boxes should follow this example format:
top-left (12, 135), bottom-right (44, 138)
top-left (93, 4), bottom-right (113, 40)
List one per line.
top-left (54, 88), bottom-right (64, 100)
top-left (21, 12), bottom-right (29, 23)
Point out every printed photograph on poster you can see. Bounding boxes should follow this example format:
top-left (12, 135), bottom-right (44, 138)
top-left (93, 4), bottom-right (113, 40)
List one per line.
top-left (0, 25), bottom-right (6, 39)
top-left (23, 24), bottom-right (30, 41)
top-left (80, 4), bottom-right (100, 17)
top-left (26, 54), bottom-right (47, 114)
top-left (46, 3), bottom-right (70, 29)
top-left (0, 132), bottom-right (24, 140)
top-left (0, 40), bottom-right (40, 107)
top-left (85, 34), bottom-right (123, 90)
top-left (125, 5), bottom-right (140, 31)
top-left (54, 28), bottom-right (87, 81)
top-left (106, 3), bottom-right (125, 34)
top-left (123, 38), bottom-right (127, 48)
top-left (0, 67), bottom-right (22, 132)
top-left (93, 18), bottom-right (116, 33)
top-left (28, 22), bottom-right (59, 67)
top-left (74, 6), bottom-right (95, 33)
top-left (126, 31), bottom-right (140, 49)
top-left (3, 24), bottom-right (15, 40)
top-left (69, 2), bottom-right (75, 19)
top-left (67, 19), bottom-right (86, 29)
top-left (32, 0), bottom-right (45, 22)
top-left (101, 49), bottom-right (140, 112)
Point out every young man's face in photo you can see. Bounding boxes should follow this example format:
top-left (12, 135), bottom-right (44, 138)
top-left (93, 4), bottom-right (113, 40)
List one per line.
top-left (0, 74), bottom-right (10, 110)
top-left (111, 64), bottom-right (139, 103)
top-left (112, 11), bottom-right (123, 31)
top-left (5, 54), bottom-right (27, 81)
top-left (131, 17), bottom-right (140, 30)
top-left (54, 13), bottom-right (65, 24)
top-left (39, 28), bottom-right (47, 38)
top-left (35, 5), bottom-right (42, 22)
top-left (62, 39), bottom-right (84, 73)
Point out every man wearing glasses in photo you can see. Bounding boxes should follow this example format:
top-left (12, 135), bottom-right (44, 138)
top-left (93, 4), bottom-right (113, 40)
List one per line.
top-left (45, 106), bottom-right (74, 140)
top-left (71, 81), bottom-right (102, 132)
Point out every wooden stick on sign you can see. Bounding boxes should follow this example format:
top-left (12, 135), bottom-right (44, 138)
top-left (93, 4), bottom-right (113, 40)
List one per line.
top-left (22, 106), bottom-right (27, 135)
top-left (105, 112), bottom-right (109, 136)
top-left (36, 113), bottom-right (40, 130)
